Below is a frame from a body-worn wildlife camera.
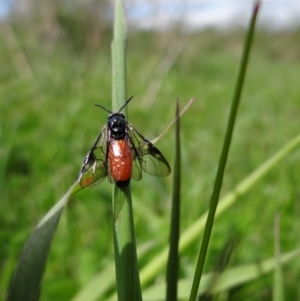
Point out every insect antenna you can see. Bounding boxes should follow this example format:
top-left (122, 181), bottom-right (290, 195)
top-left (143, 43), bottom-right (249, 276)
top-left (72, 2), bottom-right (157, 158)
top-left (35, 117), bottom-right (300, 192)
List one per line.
top-left (95, 103), bottom-right (113, 114)
top-left (118, 96), bottom-right (133, 112)
top-left (95, 96), bottom-right (133, 114)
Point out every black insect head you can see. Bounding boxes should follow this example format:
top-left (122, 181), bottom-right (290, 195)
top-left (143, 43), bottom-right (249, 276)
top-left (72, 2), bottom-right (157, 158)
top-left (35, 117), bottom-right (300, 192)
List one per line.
top-left (95, 96), bottom-right (133, 140)
top-left (108, 113), bottom-right (126, 140)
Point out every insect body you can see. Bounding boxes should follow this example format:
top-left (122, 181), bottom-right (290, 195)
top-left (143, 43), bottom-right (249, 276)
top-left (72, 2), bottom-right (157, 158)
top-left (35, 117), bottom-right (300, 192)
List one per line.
top-left (78, 97), bottom-right (171, 190)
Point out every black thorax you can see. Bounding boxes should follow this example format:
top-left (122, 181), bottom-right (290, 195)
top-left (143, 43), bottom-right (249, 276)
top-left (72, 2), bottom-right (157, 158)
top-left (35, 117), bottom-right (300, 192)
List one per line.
top-left (108, 112), bottom-right (127, 140)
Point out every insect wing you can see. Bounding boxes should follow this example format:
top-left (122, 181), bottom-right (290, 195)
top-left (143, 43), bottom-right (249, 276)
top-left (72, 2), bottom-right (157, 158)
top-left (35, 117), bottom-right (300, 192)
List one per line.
top-left (78, 127), bottom-right (108, 188)
top-left (128, 125), bottom-right (171, 177)
top-left (139, 143), bottom-right (171, 177)
top-left (131, 153), bottom-right (142, 181)
top-left (79, 159), bottom-right (107, 188)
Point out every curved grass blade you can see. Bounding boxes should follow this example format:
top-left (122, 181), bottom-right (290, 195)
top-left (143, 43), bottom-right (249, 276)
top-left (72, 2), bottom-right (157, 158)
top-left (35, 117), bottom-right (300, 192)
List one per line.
top-left (6, 182), bottom-right (77, 301)
top-left (142, 248), bottom-right (300, 301)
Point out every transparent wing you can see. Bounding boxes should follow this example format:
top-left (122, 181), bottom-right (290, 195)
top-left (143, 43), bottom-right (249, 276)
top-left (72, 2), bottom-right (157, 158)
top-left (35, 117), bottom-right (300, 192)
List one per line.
top-left (131, 146), bottom-right (142, 181)
top-left (78, 126), bottom-right (108, 188)
top-left (127, 124), bottom-right (171, 178)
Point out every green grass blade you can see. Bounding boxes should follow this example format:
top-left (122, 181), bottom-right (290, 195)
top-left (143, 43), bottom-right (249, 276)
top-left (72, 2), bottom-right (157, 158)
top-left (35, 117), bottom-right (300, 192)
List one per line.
top-left (113, 186), bottom-right (142, 301)
top-left (178, 134), bottom-right (300, 254)
top-left (139, 132), bottom-right (300, 288)
top-left (6, 182), bottom-right (77, 301)
top-left (166, 102), bottom-right (181, 301)
top-left (111, 0), bottom-right (127, 111)
top-left (189, 4), bottom-right (260, 300)
top-left (208, 249), bottom-right (299, 297)
top-left (143, 248), bottom-right (300, 300)
top-left (111, 1), bottom-right (142, 300)
top-left (273, 214), bottom-right (284, 301)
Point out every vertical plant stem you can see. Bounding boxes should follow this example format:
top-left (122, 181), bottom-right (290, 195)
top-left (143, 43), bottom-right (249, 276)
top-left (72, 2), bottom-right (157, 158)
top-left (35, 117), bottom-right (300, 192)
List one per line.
top-left (111, 0), bottom-right (142, 300)
top-left (189, 3), bottom-right (260, 301)
top-left (112, 0), bottom-right (127, 112)
top-left (113, 187), bottom-right (142, 301)
top-left (166, 102), bottom-right (181, 301)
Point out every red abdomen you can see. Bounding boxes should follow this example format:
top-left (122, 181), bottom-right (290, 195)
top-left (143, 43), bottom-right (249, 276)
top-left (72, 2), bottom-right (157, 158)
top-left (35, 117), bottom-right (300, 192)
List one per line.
top-left (108, 139), bottom-right (132, 184)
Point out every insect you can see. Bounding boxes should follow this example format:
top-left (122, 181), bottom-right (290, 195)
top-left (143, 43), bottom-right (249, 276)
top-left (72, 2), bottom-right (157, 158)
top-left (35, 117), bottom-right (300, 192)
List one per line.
top-left (78, 96), bottom-right (171, 190)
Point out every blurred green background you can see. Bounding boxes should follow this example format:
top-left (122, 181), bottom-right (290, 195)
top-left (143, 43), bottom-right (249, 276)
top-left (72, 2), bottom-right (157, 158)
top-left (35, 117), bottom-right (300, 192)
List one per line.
top-left (1, 1), bottom-right (300, 300)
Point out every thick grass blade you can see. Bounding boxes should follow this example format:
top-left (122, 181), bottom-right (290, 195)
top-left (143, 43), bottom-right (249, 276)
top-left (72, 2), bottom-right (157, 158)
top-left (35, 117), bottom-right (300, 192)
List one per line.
top-left (113, 186), bottom-right (142, 301)
top-left (189, 4), bottom-right (260, 301)
top-left (111, 1), bottom-right (142, 300)
top-left (139, 132), bottom-right (300, 288)
top-left (143, 248), bottom-right (300, 301)
top-left (6, 182), bottom-right (77, 301)
top-left (166, 102), bottom-right (181, 301)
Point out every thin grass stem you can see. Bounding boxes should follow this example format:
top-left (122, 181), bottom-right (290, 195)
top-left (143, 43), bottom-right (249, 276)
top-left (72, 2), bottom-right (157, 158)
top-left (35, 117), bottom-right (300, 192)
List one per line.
top-left (189, 3), bottom-right (261, 300)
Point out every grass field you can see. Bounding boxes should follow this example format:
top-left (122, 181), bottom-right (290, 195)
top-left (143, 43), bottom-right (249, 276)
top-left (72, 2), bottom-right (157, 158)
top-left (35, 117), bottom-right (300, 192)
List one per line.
top-left (1, 18), bottom-right (300, 300)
